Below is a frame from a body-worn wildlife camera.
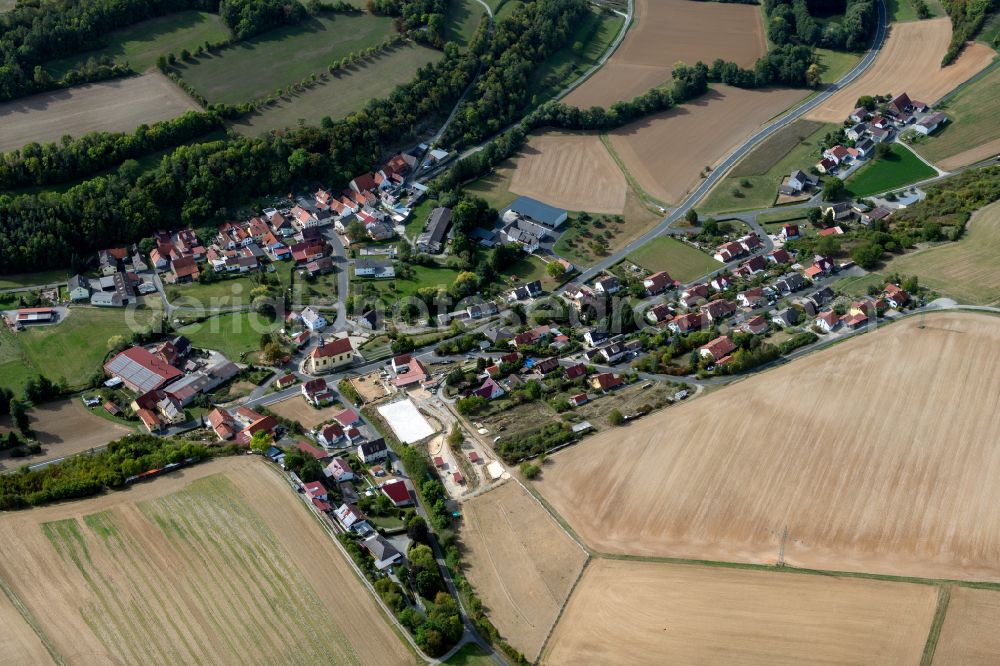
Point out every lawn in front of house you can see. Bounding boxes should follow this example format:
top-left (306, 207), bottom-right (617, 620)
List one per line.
top-left (176, 311), bottom-right (280, 360)
top-left (354, 264), bottom-right (463, 301)
top-left (845, 143), bottom-right (936, 197)
top-left (700, 120), bottom-right (834, 214)
top-left (172, 13), bottom-right (395, 105)
top-left (626, 236), bottom-right (721, 283)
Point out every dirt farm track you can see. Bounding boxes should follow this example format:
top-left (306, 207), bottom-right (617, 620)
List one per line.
top-left (536, 312), bottom-right (1000, 582)
top-left (459, 481), bottom-right (587, 661)
top-left (564, 0), bottom-right (767, 108)
top-left (0, 457), bottom-right (413, 665)
top-left (0, 72), bottom-right (200, 153)
top-left (806, 18), bottom-right (995, 122)
top-left (544, 559), bottom-right (937, 665)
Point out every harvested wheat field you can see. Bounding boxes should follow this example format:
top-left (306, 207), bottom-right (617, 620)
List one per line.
top-left (609, 85), bottom-right (806, 204)
top-left (0, 399), bottom-right (132, 471)
top-left (460, 480), bottom-right (587, 661)
top-left (934, 587), bottom-right (1000, 664)
top-left (564, 0), bottom-right (766, 108)
top-left (0, 73), bottom-right (200, 152)
top-left (806, 18), bottom-right (994, 122)
top-left (508, 133), bottom-right (626, 214)
top-left (536, 312), bottom-right (1000, 581)
top-left (0, 457), bottom-right (413, 665)
top-left (266, 394), bottom-right (344, 428)
top-left (543, 559), bottom-right (937, 665)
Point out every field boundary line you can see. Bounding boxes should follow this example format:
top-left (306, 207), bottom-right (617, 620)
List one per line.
top-left (0, 570), bottom-right (65, 665)
top-left (598, 133), bottom-right (670, 211)
top-left (536, 556), bottom-right (592, 663)
top-left (920, 586), bottom-right (952, 666)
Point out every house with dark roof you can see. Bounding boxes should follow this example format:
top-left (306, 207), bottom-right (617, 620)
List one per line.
top-left (358, 438), bottom-right (389, 464)
top-left (417, 207), bottom-right (452, 254)
top-left (363, 534), bottom-right (402, 570)
top-left (504, 196), bottom-right (568, 228)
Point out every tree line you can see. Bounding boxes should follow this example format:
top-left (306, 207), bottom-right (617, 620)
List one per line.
top-left (940, 0), bottom-right (995, 64)
top-left (0, 111), bottom-right (224, 189)
top-left (441, 0), bottom-right (589, 147)
top-left (219, 0), bottom-right (307, 39)
top-left (367, 0), bottom-right (449, 47)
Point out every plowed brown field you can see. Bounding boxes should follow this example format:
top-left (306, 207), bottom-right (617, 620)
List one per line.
top-left (0, 457), bottom-right (414, 665)
top-left (935, 587), bottom-right (1000, 664)
top-left (806, 18), bottom-right (995, 122)
top-left (508, 132), bottom-right (627, 214)
top-left (543, 559), bottom-right (937, 665)
top-left (460, 481), bottom-right (587, 661)
top-left (564, 0), bottom-right (766, 108)
top-left (609, 85), bottom-right (807, 204)
top-left (0, 73), bottom-right (200, 152)
top-left (536, 312), bottom-right (1000, 581)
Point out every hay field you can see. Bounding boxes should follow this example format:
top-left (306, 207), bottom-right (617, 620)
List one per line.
top-left (934, 587), bottom-right (1000, 664)
top-left (806, 18), bottom-right (995, 122)
top-left (563, 0), bottom-right (766, 108)
top-left (507, 133), bottom-right (627, 214)
top-left (536, 312), bottom-right (1000, 581)
top-left (884, 199), bottom-right (1000, 304)
top-left (267, 396), bottom-right (344, 429)
top-left (0, 73), bottom-right (199, 152)
top-left (0, 457), bottom-right (413, 665)
top-left (917, 65), bottom-right (1000, 170)
top-left (460, 481), bottom-right (587, 661)
top-left (0, 399), bottom-right (132, 472)
top-left (543, 559), bottom-right (937, 665)
top-left (609, 86), bottom-right (807, 204)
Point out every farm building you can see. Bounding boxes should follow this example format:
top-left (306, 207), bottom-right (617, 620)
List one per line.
top-left (104, 346), bottom-right (183, 394)
top-left (503, 196), bottom-right (568, 228)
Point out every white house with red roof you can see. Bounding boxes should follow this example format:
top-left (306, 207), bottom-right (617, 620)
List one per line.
top-left (698, 335), bottom-right (736, 363)
top-left (381, 479), bottom-right (412, 507)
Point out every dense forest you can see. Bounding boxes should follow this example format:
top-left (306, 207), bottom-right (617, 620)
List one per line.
top-left (441, 0), bottom-right (589, 146)
top-left (219, 0), bottom-right (308, 39)
top-left (368, 0), bottom-right (449, 46)
top-left (940, 0), bottom-right (995, 63)
top-left (764, 0), bottom-right (876, 51)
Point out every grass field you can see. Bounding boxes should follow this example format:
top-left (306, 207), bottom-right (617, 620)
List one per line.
top-left (0, 269), bottom-right (71, 289)
top-left (845, 143), bottom-right (936, 196)
top-left (814, 47), bottom-right (862, 84)
top-left (176, 311), bottom-right (280, 360)
top-left (0, 72), bottom-right (201, 153)
top-left (979, 11), bottom-right (1000, 46)
top-left (626, 236), bottom-right (721, 282)
top-left (831, 271), bottom-right (887, 297)
top-left (701, 119), bottom-right (831, 213)
top-left (529, 7), bottom-right (624, 106)
top-left (44, 11), bottom-right (230, 77)
top-left (460, 481), bottom-right (587, 661)
top-left (0, 458), bottom-right (414, 664)
top-left (444, 643), bottom-right (494, 665)
top-left (446, 0), bottom-right (488, 45)
top-left (231, 43), bottom-right (442, 136)
top-left (536, 312), bottom-right (1000, 581)
top-left (494, 0), bottom-right (521, 20)
top-left (883, 199), bottom-right (1000, 304)
top-left (173, 13), bottom-right (395, 105)
top-left (355, 264), bottom-right (462, 301)
top-left (544, 559), bottom-right (937, 665)
top-left (913, 65), bottom-right (1000, 169)
top-left (0, 307), bottom-right (162, 394)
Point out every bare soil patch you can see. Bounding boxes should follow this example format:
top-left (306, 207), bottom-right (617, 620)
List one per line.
top-left (536, 312), bottom-right (1000, 581)
top-left (934, 587), bottom-right (1000, 664)
top-left (806, 18), bottom-right (995, 122)
top-left (564, 0), bottom-right (766, 108)
top-left (0, 399), bottom-right (132, 471)
top-left (267, 395), bottom-right (344, 429)
top-left (544, 559), bottom-right (937, 665)
top-left (508, 132), bottom-right (627, 214)
top-left (609, 85), bottom-right (807, 204)
top-left (459, 480), bottom-right (587, 661)
top-left (0, 457), bottom-right (413, 665)
top-left (936, 140), bottom-right (1000, 170)
top-left (350, 372), bottom-right (390, 403)
top-left (0, 72), bottom-right (200, 152)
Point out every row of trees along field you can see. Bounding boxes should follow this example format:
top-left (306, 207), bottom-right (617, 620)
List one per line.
top-left (367, 0), bottom-right (450, 47)
top-left (764, 0), bottom-right (877, 51)
top-left (940, 0), bottom-right (995, 63)
top-left (0, 31), bottom-right (483, 272)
